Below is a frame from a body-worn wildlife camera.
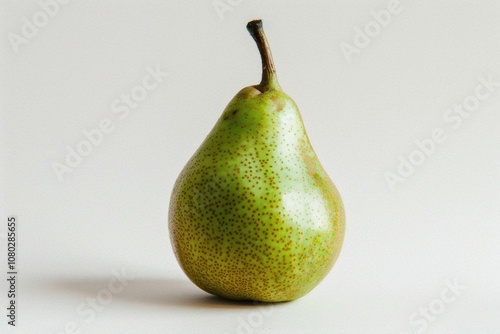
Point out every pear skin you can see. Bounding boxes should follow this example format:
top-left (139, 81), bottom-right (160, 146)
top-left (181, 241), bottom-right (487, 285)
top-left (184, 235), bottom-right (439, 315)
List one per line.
top-left (169, 20), bottom-right (345, 302)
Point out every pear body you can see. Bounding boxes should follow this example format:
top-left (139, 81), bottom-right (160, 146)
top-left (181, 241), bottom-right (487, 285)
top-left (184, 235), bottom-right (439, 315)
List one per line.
top-left (169, 86), bottom-right (345, 302)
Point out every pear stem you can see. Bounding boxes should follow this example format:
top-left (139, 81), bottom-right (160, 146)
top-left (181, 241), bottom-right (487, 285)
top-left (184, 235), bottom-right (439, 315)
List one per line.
top-left (246, 20), bottom-right (281, 91)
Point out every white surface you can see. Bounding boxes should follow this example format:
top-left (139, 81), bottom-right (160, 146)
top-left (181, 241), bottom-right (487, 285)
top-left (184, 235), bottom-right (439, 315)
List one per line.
top-left (1, 0), bottom-right (500, 333)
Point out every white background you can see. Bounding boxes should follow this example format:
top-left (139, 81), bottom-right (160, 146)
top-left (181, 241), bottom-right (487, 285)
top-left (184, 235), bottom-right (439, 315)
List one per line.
top-left (1, 0), bottom-right (500, 333)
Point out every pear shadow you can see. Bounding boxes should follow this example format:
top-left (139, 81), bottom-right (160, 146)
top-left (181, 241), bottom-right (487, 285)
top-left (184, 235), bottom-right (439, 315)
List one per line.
top-left (46, 277), bottom-right (283, 310)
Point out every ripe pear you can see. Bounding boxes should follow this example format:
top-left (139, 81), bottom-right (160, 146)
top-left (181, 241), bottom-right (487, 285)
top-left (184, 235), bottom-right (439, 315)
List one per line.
top-left (169, 19), bottom-right (345, 302)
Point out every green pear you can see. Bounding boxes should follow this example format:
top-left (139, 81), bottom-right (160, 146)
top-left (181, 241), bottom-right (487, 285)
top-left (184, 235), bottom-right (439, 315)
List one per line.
top-left (169, 19), bottom-right (345, 302)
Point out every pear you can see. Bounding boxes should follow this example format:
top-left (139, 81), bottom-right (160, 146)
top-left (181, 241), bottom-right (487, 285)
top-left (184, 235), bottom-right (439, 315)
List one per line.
top-left (169, 19), bottom-right (345, 302)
